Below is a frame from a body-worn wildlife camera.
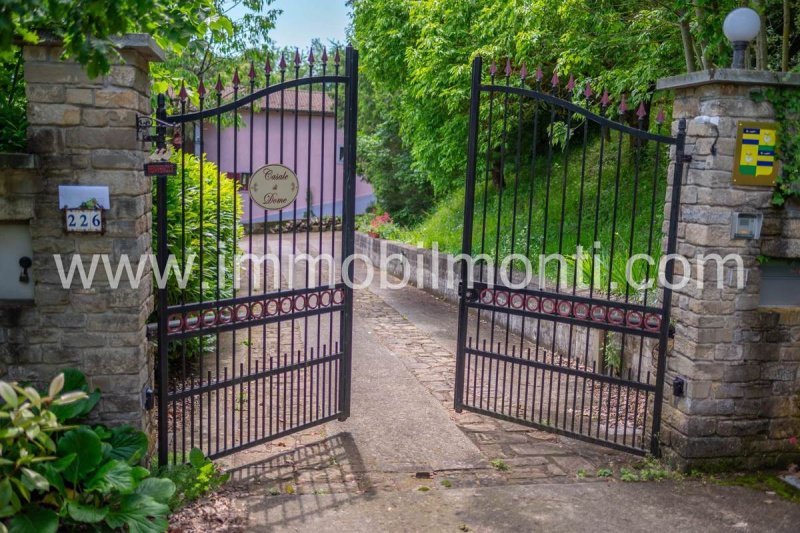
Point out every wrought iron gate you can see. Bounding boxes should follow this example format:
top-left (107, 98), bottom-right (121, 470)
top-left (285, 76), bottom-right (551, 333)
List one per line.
top-left (454, 56), bottom-right (685, 456)
top-left (151, 47), bottom-right (358, 465)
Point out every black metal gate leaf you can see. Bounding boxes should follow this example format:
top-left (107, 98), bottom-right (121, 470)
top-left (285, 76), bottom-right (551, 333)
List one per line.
top-left (454, 57), bottom-right (685, 456)
top-left (153, 47), bottom-right (359, 465)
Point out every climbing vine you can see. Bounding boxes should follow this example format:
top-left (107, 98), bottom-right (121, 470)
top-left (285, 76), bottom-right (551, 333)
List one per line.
top-left (761, 87), bottom-right (800, 206)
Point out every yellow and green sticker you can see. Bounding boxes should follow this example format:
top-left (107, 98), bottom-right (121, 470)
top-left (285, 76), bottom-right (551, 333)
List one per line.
top-left (733, 122), bottom-right (779, 186)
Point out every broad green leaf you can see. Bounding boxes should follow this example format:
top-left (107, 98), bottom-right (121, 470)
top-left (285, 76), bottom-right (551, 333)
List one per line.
top-left (0, 382), bottom-right (18, 407)
top-left (20, 469), bottom-right (48, 492)
top-left (131, 466), bottom-right (151, 482)
top-left (66, 500), bottom-right (109, 523)
top-left (52, 453), bottom-right (76, 472)
top-left (56, 428), bottom-right (102, 482)
top-left (48, 373), bottom-right (65, 398)
top-left (107, 426), bottom-right (148, 464)
top-left (135, 478), bottom-right (176, 501)
top-left (188, 447), bottom-right (206, 468)
top-left (105, 494), bottom-right (170, 533)
top-left (8, 506), bottom-right (58, 533)
top-left (0, 479), bottom-right (13, 507)
top-left (38, 464), bottom-right (65, 496)
top-left (86, 460), bottom-right (134, 494)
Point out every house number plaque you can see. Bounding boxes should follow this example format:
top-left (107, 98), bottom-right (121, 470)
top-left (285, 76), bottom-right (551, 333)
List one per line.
top-left (248, 164), bottom-right (299, 210)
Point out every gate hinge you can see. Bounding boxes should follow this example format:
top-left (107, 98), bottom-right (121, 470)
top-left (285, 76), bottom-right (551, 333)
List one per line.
top-left (459, 281), bottom-right (484, 302)
top-left (681, 154), bottom-right (693, 163)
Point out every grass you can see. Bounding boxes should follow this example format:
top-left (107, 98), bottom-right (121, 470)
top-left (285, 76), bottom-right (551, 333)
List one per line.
top-left (491, 458), bottom-right (511, 472)
top-left (716, 472), bottom-right (800, 504)
top-left (397, 132), bottom-right (670, 299)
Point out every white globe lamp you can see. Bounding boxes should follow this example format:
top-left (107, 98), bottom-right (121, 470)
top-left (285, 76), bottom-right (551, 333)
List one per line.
top-left (723, 8), bottom-right (761, 69)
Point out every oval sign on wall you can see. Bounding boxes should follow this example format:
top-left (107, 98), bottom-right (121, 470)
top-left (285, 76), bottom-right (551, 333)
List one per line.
top-left (248, 164), bottom-right (299, 210)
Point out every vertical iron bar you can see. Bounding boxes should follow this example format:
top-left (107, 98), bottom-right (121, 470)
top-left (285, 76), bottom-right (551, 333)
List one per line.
top-left (155, 93), bottom-right (170, 467)
top-left (455, 56), bottom-right (482, 411)
top-left (650, 119), bottom-right (686, 455)
top-left (338, 45), bottom-right (358, 419)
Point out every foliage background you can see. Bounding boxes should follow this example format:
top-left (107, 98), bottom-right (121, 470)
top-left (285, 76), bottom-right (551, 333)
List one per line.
top-left (351, 0), bottom-right (800, 221)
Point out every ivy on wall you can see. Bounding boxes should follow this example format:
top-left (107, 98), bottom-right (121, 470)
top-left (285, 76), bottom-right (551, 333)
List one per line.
top-left (760, 87), bottom-right (800, 206)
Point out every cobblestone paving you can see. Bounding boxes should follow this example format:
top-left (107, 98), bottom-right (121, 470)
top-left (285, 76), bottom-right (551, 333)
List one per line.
top-left (353, 286), bottom-right (635, 485)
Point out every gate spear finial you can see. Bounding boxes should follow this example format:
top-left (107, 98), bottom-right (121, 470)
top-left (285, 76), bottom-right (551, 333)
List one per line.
top-left (178, 81), bottom-right (187, 102)
top-left (600, 88), bottom-right (611, 109)
top-left (636, 101), bottom-right (647, 121)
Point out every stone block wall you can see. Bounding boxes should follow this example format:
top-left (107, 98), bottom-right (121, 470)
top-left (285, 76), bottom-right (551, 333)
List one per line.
top-left (657, 71), bottom-right (800, 469)
top-left (0, 35), bottom-right (163, 429)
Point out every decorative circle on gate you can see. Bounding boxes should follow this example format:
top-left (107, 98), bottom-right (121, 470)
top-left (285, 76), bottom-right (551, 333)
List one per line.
top-left (248, 164), bottom-right (300, 211)
top-left (541, 298), bottom-right (556, 314)
top-left (608, 307), bottom-right (625, 325)
top-left (266, 299), bottom-right (279, 316)
top-left (574, 302), bottom-right (590, 319)
top-left (644, 313), bottom-right (662, 331)
top-left (307, 293), bottom-right (319, 309)
top-left (590, 305), bottom-right (607, 322)
top-left (235, 304), bottom-right (250, 322)
top-left (219, 307), bottom-right (233, 324)
top-left (294, 295), bottom-right (307, 311)
top-left (525, 295), bottom-right (540, 312)
top-left (320, 290), bottom-right (332, 307)
top-left (202, 309), bottom-right (217, 326)
top-left (186, 312), bottom-right (200, 330)
top-left (510, 293), bottom-right (525, 309)
top-left (626, 310), bottom-right (643, 328)
top-left (168, 314), bottom-right (183, 333)
top-left (332, 289), bottom-right (344, 305)
top-left (557, 300), bottom-right (573, 317)
top-left (494, 291), bottom-right (509, 307)
top-left (280, 297), bottom-right (293, 314)
top-left (251, 302), bottom-right (264, 319)
top-left (480, 289), bottom-right (494, 305)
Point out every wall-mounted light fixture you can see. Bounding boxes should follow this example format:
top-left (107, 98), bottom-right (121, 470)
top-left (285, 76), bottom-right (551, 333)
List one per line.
top-left (731, 212), bottom-right (764, 240)
top-left (723, 8), bottom-right (761, 69)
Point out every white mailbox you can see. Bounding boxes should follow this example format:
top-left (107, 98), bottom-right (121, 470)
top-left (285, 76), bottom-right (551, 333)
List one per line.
top-left (0, 223), bottom-right (34, 302)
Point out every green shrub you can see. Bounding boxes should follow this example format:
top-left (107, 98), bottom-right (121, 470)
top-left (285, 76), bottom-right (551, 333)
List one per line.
top-left (0, 54), bottom-right (27, 153)
top-left (153, 152), bottom-right (243, 359)
top-left (355, 210), bottom-right (401, 240)
top-left (156, 448), bottom-right (229, 511)
top-left (0, 370), bottom-right (178, 533)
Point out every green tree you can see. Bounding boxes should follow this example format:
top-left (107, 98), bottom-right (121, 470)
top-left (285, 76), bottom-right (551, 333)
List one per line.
top-left (352, 0), bottom-right (798, 208)
top-left (0, 0), bottom-right (225, 77)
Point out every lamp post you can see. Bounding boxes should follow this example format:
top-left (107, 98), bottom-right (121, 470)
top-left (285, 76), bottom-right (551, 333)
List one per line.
top-left (723, 7), bottom-right (761, 69)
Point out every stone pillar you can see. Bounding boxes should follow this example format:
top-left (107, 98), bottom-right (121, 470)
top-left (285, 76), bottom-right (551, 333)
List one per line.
top-left (656, 70), bottom-right (800, 469)
top-left (2, 35), bottom-right (163, 429)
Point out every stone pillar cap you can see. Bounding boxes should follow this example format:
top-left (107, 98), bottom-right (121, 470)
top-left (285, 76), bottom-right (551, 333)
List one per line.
top-left (657, 69), bottom-right (800, 90)
top-left (110, 34), bottom-right (165, 62)
top-left (20, 32), bottom-right (164, 63)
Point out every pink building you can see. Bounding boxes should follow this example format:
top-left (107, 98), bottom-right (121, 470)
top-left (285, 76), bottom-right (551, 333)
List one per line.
top-left (203, 90), bottom-right (374, 223)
